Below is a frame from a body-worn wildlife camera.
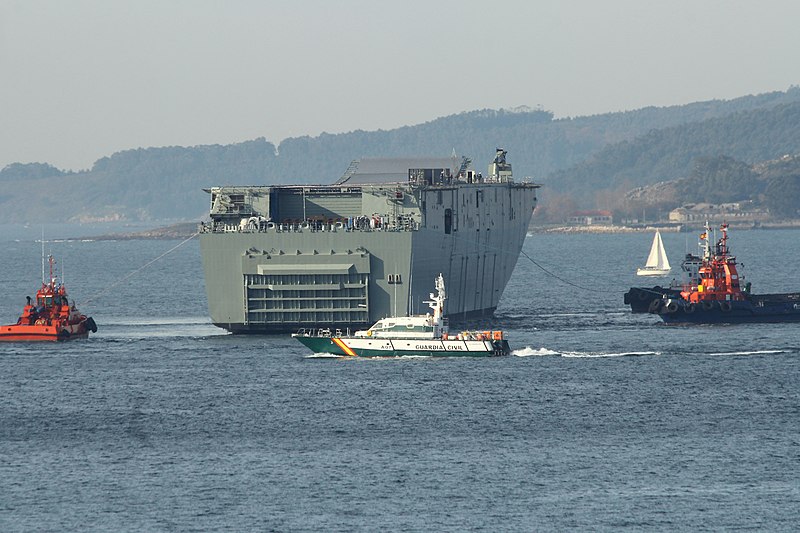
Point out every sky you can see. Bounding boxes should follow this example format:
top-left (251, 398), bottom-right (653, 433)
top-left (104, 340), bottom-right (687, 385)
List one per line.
top-left (2, 0), bottom-right (799, 171)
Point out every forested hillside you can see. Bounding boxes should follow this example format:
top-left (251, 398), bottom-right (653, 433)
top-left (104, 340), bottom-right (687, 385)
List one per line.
top-left (1, 88), bottom-right (799, 223)
top-left (618, 154), bottom-right (800, 221)
top-left (544, 101), bottom-right (800, 208)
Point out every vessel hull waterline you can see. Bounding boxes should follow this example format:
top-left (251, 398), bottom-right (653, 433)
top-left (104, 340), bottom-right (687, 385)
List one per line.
top-left (0, 327), bottom-right (89, 342)
top-left (656, 298), bottom-right (800, 324)
top-left (635, 268), bottom-right (671, 277)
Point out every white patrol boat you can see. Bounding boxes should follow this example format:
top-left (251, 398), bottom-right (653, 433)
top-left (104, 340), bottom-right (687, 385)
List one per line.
top-left (292, 274), bottom-right (511, 357)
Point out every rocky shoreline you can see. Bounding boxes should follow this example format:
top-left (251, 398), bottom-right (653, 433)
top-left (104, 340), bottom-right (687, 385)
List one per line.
top-left (530, 225), bottom-right (671, 234)
top-left (87, 222), bottom-right (200, 240)
top-left (530, 221), bottom-right (800, 234)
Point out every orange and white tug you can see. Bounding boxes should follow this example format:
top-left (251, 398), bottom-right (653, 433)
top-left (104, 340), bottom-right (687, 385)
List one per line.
top-left (0, 255), bottom-right (97, 341)
top-left (650, 222), bottom-right (800, 323)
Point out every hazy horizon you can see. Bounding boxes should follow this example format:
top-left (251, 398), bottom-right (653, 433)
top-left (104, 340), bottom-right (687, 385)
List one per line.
top-left (2, 0), bottom-right (799, 171)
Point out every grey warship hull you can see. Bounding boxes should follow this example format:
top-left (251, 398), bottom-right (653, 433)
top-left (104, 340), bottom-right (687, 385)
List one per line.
top-left (199, 151), bottom-right (538, 334)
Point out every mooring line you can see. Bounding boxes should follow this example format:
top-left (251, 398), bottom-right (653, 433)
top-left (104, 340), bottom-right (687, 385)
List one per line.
top-left (80, 231), bottom-right (200, 306)
top-left (419, 226), bottom-right (619, 294)
top-left (517, 248), bottom-right (618, 293)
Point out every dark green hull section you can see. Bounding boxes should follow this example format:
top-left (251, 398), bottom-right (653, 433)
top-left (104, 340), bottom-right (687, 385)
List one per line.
top-left (293, 335), bottom-right (347, 355)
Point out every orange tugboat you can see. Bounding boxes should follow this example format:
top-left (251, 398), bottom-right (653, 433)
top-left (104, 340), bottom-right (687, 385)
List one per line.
top-left (649, 222), bottom-right (800, 323)
top-left (0, 255), bottom-right (97, 341)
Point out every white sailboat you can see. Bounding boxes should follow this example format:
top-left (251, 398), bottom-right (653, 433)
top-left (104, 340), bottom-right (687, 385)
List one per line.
top-left (636, 230), bottom-right (671, 276)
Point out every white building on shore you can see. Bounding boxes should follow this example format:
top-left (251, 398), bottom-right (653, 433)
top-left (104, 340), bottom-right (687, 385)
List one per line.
top-left (668, 202), bottom-right (769, 223)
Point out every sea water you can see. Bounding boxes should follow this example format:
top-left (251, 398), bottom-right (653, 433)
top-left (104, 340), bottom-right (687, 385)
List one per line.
top-left (1, 229), bottom-right (798, 531)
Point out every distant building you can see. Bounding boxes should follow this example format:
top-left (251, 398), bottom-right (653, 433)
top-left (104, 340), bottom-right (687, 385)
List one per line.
top-left (668, 202), bottom-right (769, 223)
top-left (567, 210), bottom-right (613, 225)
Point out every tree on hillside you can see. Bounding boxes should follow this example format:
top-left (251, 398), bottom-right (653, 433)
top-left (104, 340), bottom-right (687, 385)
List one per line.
top-left (764, 174), bottom-right (800, 218)
top-left (676, 155), bottom-right (761, 204)
top-left (533, 191), bottom-right (577, 223)
top-left (0, 162), bottom-right (66, 180)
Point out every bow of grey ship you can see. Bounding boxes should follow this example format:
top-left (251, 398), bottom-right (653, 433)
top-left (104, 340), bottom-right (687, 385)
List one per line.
top-left (199, 149), bottom-right (539, 333)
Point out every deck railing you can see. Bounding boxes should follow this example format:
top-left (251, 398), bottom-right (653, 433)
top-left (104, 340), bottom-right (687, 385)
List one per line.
top-left (200, 216), bottom-right (419, 234)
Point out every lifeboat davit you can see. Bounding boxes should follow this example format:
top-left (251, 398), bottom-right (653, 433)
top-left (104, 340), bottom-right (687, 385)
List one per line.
top-left (0, 255), bottom-right (97, 342)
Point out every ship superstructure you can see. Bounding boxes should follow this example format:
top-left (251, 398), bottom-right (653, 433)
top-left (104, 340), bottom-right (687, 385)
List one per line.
top-left (199, 150), bottom-right (539, 333)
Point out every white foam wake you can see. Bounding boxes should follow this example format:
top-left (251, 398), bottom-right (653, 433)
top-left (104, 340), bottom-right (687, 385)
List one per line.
top-left (561, 350), bottom-right (660, 358)
top-left (92, 316), bottom-right (227, 338)
top-left (513, 346), bottom-right (560, 357)
top-left (706, 349), bottom-right (786, 356)
top-left (512, 346), bottom-right (660, 358)
top-left (96, 316), bottom-right (212, 327)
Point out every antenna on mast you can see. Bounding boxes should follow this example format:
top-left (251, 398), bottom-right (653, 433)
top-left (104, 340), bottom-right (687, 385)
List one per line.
top-left (41, 226), bottom-right (45, 285)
